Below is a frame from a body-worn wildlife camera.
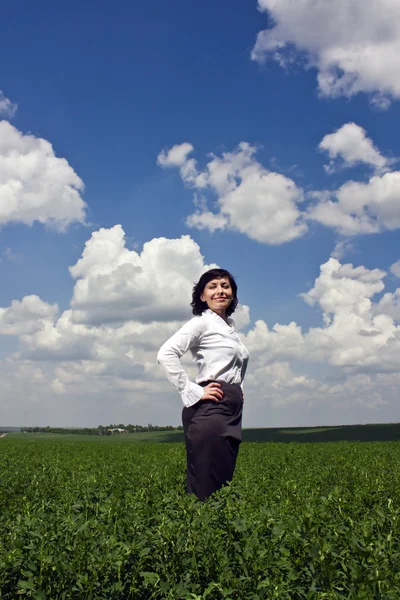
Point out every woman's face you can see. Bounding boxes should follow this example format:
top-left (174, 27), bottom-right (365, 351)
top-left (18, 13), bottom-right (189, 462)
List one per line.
top-left (200, 277), bottom-right (233, 316)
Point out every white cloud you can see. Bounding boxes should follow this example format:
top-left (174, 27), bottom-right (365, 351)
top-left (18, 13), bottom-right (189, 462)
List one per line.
top-left (308, 171), bottom-right (400, 236)
top-left (1, 228), bottom-right (400, 427)
top-left (3, 226), bottom-right (250, 406)
top-left (252, 0), bottom-right (400, 104)
top-left (0, 228), bottom-right (253, 425)
top-left (244, 257), bottom-right (400, 376)
top-left (69, 225), bottom-right (221, 324)
top-left (0, 295), bottom-right (58, 336)
top-left (0, 91), bottom-right (17, 119)
top-left (300, 259), bottom-right (398, 370)
top-left (390, 260), bottom-right (400, 278)
top-left (301, 258), bottom-right (386, 315)
top-left (319, 123), bottom-right (388, 174)
top-left (159, 142), bottom-right (307, 245)
top-left (245, 361), bottom-right (316, 408)
top-left (186, 210), bottom-right (228, 233)
top-left (232, 304), bottom-right (250, 331)
top-left (375, 288), bottom-right (400, 323)
top-left (369, 94), bottom-right (392, 111)
top-left (160, 132), bottom-right (400, 242)
top-left (157, 143), bottom-right (208, 188)
top-left (331, 239), bottom-right (355, 261)
top-left (0, 121), bottom-right (86, 230)
top-left (157, 143), bottom-right (194, 167)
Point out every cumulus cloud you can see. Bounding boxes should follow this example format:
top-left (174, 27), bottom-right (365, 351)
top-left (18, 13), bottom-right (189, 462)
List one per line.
top-left (160, 136), bottom-right (400, 243)
top-left (158, 142), bottom-right (307, 245)
top-left (390, 260), bottom-right (400, 278)
top-left (1, 229), bottom-right (400, 425)
top-left (0, 295), bottom-right (58, 336)
top-left (308, 171), bottom-right (400, 236)
top-left (375, 289), bottom-right (400, 324)
top-left (0, 91), bottom-right (17, 119)
top-left (186, 210), bottom-right (229, 233)
top-left (319, 123), bottom-right (388, 174)
top-left (157, 143), bottom-right (194, 167)
top-left (300, 259), bottom-right (397, 370)
top-left (245, 360), bottom-right (316, 408)
top-left (244, 257), bottom-right (400, 375)
top-left (17, 227), bottom-right (248, 372)
top-left (307, 171), bottom-right (400, 236)
top-left (331, 239), bottom-right (355, 261)
top-left (252, 0), bottom-right (400, 104)
top-left (69, 225), bottom-right (222, 324)
top-left (235, 256), bottom-right (400, 420)
top-left (0, 228), bottom-right (253, 425)
top-left (0, 121), bottom-right (86, 230)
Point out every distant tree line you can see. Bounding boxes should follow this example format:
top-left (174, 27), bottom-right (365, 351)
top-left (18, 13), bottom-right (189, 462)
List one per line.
top-left (0, 427), bottom-right (21, 433)
top-left (21, 424), bottom-right (184, 435)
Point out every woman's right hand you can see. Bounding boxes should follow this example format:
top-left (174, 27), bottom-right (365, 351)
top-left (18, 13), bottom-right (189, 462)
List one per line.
top-left (201, 382), bottom-right (224, 402)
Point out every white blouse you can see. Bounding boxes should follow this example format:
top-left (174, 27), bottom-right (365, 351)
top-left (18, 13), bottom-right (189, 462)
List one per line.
top-left (157, 309), bottom-right (250, 407)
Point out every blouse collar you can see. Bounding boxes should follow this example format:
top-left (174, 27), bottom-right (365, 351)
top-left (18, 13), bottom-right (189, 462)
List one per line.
top-left (204, 308), bottom-right (234, 330)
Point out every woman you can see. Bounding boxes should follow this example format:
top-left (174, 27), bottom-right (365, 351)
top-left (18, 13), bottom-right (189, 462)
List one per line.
top-left (157, 268), bottom-right (249, 501)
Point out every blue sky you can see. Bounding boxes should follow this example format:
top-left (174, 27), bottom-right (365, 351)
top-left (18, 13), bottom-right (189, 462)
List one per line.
top-left (1, 0), bottom-right (400, 427)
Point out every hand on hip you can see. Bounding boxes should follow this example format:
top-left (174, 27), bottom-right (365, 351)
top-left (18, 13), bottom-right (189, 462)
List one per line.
top-left (201, 382), bottom-right (224, 402)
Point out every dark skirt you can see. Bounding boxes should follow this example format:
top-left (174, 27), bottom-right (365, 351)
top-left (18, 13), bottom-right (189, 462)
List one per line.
top-left (182, 381), bottom-right (243, 501)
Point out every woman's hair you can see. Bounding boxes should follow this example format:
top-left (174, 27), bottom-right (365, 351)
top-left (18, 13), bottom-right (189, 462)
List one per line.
top-left (191, 268), bottom-right (238, 316)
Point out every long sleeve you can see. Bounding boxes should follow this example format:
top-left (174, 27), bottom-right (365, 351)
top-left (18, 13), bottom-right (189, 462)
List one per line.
top-left (157, 317), bottom-right (205, 407)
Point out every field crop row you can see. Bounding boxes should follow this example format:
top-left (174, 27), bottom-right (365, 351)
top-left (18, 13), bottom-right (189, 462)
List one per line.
top-left (0, 438), bottom-right (399, 599)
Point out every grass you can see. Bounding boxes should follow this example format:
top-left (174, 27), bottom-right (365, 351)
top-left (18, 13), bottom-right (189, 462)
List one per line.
top-left (1, 437), bottom-right (399, 598)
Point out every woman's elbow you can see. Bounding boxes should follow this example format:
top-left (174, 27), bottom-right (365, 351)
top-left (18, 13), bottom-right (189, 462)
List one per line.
top-left (157, 345), bottom-right (178, 366)
top-left (157, 347), bottom-right (168, 365)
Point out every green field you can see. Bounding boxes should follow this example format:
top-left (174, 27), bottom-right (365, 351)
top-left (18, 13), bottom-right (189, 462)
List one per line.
top-left (6, 430), bottom-right (185, 443)
top-left (1, 436), bottom-right (400, 599)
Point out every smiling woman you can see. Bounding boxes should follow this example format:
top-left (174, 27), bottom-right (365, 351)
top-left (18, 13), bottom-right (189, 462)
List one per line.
top-left (195, 273), bottom-right (237, 318)
top-left (157, 268), bottom-right (249, 501)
